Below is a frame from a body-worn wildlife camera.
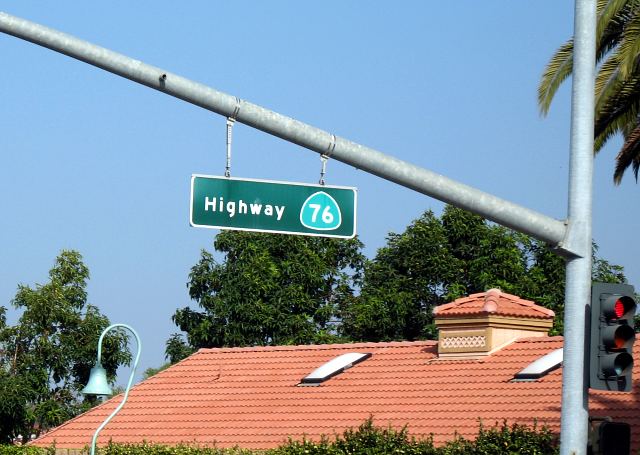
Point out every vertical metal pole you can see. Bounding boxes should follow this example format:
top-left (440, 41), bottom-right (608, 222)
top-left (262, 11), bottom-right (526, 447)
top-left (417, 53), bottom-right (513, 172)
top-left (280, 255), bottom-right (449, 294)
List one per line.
top-left (560, 1), bottom-right (596, 454)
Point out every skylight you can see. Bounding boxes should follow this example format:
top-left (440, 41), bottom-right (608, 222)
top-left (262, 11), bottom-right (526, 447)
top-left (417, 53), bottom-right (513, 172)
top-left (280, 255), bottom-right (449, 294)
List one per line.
top-left (300, 352), bottom-right (371, 384)
top-left (513, 348), bottom-right (563, 380)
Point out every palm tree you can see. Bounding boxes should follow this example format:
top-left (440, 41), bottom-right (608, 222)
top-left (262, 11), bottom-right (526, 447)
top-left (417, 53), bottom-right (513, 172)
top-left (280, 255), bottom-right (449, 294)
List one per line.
top-left (539, 0), bottom-right (640, 184)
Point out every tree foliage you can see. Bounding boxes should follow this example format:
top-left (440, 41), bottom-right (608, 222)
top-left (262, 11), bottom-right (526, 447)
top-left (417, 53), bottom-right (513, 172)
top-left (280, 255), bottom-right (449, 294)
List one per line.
top-left (164, 333), bottom-right (194, 364)
top-left (144, 334), bottom-right (195, 379)
top-left (539, 0), bottom-right (640, 183)
top-left (173, 231), bottom-right (365, 349)
top-left (173, 207), bottom-right (625, 350)
top-left (340, 206), bottom-right (626, 340)
top-left (0, 251), bottom-right (130, 443)
top-left (143, 363), bottom-right (171, 380)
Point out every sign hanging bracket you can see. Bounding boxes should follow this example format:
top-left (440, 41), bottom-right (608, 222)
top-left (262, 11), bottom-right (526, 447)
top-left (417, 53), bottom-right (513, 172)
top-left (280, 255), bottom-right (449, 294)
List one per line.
top-left (224, 98), bottom-right (241, 178)
top-left (319, 155), bottom-right (328, 185)
top-left (319, 134), bottom-right (336, 185)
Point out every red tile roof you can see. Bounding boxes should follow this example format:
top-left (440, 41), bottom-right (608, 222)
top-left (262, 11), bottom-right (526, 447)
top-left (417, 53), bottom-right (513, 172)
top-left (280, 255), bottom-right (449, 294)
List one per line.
top-left (434, 289), bottom-right (556, 319)
top-left (32, 339), bottom-right (640, 451)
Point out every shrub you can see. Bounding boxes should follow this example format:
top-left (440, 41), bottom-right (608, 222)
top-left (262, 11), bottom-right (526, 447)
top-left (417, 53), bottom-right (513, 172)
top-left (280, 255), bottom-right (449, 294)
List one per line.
top-left (438, 421), bottom-right (559, 455)
top-left (100, 442), bottom-right (253, 455)
top-left (2, 419), bottom-right (559, 454)
top-left (0, 447), bottom-right (54, 455)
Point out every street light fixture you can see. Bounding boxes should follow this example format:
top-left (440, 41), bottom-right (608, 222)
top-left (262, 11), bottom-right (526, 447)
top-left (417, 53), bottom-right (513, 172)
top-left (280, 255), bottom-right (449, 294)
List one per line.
top-left (82, 323), bottom-right (142, 455)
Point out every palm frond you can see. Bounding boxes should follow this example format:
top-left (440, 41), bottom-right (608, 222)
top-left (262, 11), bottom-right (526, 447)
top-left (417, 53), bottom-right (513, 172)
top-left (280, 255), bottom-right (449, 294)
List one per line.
top-left (616, 10), bottom-right (640, 77)
top-left (614, 122), bottom-right (640, 182)
top-left (538, 40), bottom-right (574, 116)
top-left (595, 73), bottom-right (640, 136)
top-left (596, 0), bottom-right (640, 63)
top-left (595, 108), bottom-right (637, 150)
top-left (541, 0), bottom-right (640, 183)
top-left (597, 0), bottom-right (630, 49)
top-left (595, 52), bottom-right (622, 101)
top-left (539, 0), bottom-right (634, 117)
top-left (595, 72), bottom-right (640, 151)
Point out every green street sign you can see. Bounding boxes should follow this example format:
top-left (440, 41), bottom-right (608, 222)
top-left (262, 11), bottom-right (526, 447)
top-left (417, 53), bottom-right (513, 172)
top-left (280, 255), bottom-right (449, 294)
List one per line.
top-left (190, 175), bottom-right (357, 238)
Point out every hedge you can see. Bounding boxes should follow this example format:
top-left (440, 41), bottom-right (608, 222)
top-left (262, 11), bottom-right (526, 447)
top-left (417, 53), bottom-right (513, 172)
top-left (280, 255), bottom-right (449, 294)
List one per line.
top-left (5, 418), bottom-right (559, 454)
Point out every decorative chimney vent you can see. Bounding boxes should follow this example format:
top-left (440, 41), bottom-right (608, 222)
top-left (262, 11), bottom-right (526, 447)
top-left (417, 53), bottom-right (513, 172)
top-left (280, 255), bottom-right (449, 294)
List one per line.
top-left (433, 289), bottom-right (554, 359)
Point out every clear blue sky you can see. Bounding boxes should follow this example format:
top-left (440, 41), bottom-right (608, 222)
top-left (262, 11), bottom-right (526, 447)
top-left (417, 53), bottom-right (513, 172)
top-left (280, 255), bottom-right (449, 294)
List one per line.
top-left (1, 2), bottom-right (637, 383)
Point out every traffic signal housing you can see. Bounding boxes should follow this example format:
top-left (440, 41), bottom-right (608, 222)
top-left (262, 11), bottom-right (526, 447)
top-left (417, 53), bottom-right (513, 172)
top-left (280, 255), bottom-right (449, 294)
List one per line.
top-left (589, 282), bottom-right (637, 392)
top-left (588, 418), bottom-right (631, 455)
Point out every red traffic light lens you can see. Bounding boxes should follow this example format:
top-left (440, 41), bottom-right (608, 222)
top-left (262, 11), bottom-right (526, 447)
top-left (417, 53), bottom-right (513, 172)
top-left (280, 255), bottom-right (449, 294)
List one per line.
top-left (603, 295), bottom-right (636, 320)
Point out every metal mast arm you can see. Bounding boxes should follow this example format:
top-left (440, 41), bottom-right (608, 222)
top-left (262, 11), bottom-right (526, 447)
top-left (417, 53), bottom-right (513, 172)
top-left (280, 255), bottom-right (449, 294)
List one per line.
top-left (0, 11), bottom-right (570, 253)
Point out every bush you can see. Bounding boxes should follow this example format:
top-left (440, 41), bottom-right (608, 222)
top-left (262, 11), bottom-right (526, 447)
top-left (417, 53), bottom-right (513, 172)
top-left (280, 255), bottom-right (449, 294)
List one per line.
top-left (2, 419), bottom-right (559, 454)
top-left (270, 418), bottom-right (437, 454)
top-left (100, 442), bottom-right (253, 455)
top-left (438, 421), bottom-right (558, 455)
top-left (271, 418), bottom-right (556, 455)
top-left (332, 418), bottom-right (437, 454)
top-left (0, 447), bottom-right (54, 455)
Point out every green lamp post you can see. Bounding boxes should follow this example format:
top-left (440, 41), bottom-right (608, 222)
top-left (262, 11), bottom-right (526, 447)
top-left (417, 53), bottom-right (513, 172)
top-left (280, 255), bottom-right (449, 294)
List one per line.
top-left (82, 323), bottom-right (141, 455)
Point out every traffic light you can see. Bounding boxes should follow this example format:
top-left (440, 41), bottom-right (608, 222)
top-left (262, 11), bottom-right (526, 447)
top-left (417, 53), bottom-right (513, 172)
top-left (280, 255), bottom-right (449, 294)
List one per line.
top-left (588, 418), bottom-right (631, 455)
top-left (589, 282), bottom-right (637, 392)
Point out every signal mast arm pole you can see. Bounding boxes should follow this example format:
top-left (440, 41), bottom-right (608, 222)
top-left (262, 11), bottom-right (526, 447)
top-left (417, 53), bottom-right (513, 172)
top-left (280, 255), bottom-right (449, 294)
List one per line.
top-left (0, 6), bottom-right (596, 453)
top-left (0, 11), bottom-right (568, 253)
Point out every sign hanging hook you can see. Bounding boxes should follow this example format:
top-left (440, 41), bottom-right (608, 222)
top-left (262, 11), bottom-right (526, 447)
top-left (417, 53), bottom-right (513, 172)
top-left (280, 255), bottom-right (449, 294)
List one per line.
top-left (225, 97), bottom-right (241, 178)
top-left (319, 155), bottom-right (328, 186)
top-left (319, 134), bottom-right (336, 185)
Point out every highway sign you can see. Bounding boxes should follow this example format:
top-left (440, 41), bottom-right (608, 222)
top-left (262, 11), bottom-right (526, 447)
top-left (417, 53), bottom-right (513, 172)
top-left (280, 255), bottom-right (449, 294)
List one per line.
top-left (190, 175), bottom-right (357, 238)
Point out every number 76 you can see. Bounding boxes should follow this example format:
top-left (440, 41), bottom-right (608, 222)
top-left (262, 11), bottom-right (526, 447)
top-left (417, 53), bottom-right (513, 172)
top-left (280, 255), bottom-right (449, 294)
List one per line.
top-left (308, 204), bottom-right (334, 224)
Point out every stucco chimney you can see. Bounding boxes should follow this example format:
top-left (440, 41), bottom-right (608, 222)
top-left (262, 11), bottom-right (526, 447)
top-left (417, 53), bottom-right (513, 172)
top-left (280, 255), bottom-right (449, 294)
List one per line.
top-left (433, 289), bottom-right (555, 359)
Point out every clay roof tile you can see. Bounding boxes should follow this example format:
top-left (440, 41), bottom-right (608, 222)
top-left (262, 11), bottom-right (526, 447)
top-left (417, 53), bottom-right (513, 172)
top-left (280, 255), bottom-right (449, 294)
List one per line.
top-left (30, 338), bottom-right (640, 451)
top-left (433, 289), bottom-right (555, 319)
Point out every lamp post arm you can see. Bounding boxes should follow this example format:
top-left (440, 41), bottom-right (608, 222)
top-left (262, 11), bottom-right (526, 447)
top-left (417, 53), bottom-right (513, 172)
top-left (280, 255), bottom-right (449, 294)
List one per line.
top-left (90, 324), bottom-right (142, 455)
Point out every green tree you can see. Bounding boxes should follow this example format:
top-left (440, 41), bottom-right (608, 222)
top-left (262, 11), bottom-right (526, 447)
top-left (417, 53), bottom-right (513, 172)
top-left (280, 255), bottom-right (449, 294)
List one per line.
top-left (340, 206), bottom-right (625, 340)
top-left (539, 0), bottom-right (640, 183)
top-left (142, 364), bottom-right (170, 379)
top-left (0, 251), bottom-right (131, 443)
top-left (339, 210), bottom-right (459, 341)
top-left (143, 334), bottom-right (194, 379)
top-left (164, 333), bottom-right (194, 363)
top-left (173, 231), bottom-right (365, 349)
